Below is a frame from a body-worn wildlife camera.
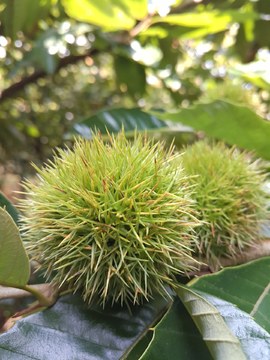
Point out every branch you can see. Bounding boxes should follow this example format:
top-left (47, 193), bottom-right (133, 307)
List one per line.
top-left (217, 239), bottom-right (270, 268)
top-left (12, 303), bottom-right (44, 319)
top-left (170, 0), bottom-right (212, 14)
top-left (198, 239), bottom-right (270, 272)
top-left (0, 49), bottom-right (99, 104)
top-left (129, 14), bottom-right (154, 38)
top-left (129, 0), bottom-right (208, 39)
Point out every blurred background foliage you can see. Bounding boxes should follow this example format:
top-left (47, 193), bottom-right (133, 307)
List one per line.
top-left (1, 0), bottom-right (270, 198)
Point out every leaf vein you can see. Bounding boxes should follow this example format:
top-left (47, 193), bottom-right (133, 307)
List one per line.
top-left (250, 282), bottom-right (270, 317)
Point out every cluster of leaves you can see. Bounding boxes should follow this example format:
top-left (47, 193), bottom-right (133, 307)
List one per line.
top-left (2, 0), bottom-right (270, 174)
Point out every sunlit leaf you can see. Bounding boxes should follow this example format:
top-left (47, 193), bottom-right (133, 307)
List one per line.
top-left (229, 62), bottom-right (270, 91)
top-left (62, 0), bottom-right (148, 31)
top-left (151, 100), bottom-right (270, 160)
top-left (150, 11), bottom-right (260, 40)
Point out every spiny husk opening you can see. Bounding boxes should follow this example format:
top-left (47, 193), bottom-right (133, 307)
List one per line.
top-left (181, 140), bottom-right (270, 267)
top-left (20, 131), bottom-right (200, 307)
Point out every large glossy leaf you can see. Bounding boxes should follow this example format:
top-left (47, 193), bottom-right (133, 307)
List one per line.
top-left (0, 208), bottom-right (30, 288)
top-left (73, 108), bottom-right (169, 138)
top-left (189, 257), bottom-right (270, 334)
top-left (176, 286), bottom-right (245, 360)
top-left (62, 0), bottom-right (148, 31)
top-left (192, 290), bottom-right (270, 360)
top-left (0, 192), bottom-right (20, 226)
top-left (1, 286), bottom-right (269, 359)
top-left (152, 100), bottom-right (270, 160)
top-left (0, 291), bottom-right (168, 360)
top-left (132, 289), bottom-right (269, 360)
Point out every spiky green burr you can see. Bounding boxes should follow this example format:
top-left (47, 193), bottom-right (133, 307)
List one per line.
top-left (181, 140), bottom-right (269, 266)
top-left (20, 132), bottom-right (200, 306)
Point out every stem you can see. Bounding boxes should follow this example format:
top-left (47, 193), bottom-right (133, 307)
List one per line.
top-left (0, 283), bottom-right (58, 307)
top-left (0, 284), bottom-right (45, 300)
top-left (24, 284), bottom-right (54, 307)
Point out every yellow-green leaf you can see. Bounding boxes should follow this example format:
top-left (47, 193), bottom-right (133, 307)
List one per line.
top-left (62, 0), bottom-right (148, 31)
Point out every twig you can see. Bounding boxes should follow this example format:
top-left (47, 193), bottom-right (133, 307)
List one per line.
top-left (0, 303), bottom-right (46, 334)
top-left (12, 303), bottom-right (43, 318)
top-left (128, 0), bottom-right (205, 39)
top-left (197, 239), bottom-right (270, 271)
top-left (170, 0), bottom-right (211, 14)
top-left (129, 14), bottom-right (154, 38)
top-left (0, 49), bottom-right (99, 104)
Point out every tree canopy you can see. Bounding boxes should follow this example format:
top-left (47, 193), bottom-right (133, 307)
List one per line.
top-left (1, 0), bottom-right (270, 173)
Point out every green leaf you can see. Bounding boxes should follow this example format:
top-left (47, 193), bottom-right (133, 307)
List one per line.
top-left (158, 37), bottom-right (178, 69)
top-left (114, 56), bottom-right (146, 97)
top-left (151, 100), bottom-right (270, 160)
top-left (176, 286), bottom-right (246, 360)
top-left (0, 207), bottom-right (30, 288)
top-left (0, 191), bottom-right (20, 226)
top-left (234, 24), bottom-right (251, 62)
top-left (73, 108), bottom-right (169, 138)
top-left (61, 0), bottom-right (148, 31)
top-left (189, 257), bottom-right (270, 334)
top-left (150, 11), bottom-right (260, 40)
top-left (140, 26), bottom-right (169, 39)
top-left (0, 291), bottom-right (169, 359)
top-left (192, 290), bottom-right (270, 360)
top-left (134, 297), bottom-right (211, 360)
top-left (0, 0), bottom-right (52, 40)
top-left (254, 1), bottom-right (270, 48)
top-left (134, 290), bottom-right (270, 360)
top-left (1, 284), bottom-right (268, 359)
top-left (151, 11), bottom-right (260, 28)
